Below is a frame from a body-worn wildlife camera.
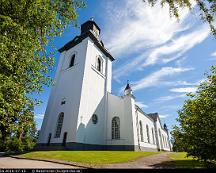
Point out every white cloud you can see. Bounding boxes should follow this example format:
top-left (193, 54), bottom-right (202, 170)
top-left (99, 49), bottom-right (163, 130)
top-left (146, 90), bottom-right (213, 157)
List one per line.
top-left (156, 94), bottom-right (186, 102)
top-left (103, 0), bottom-right (192, 57)
top-left (136, 101), bottom-right (148, 108)
top-left (142, 25), bottom-right (210, 67)
top-left (112, 25), bottom-right (209, 80)
top-left (102, 0), bottom-right (210, 80)
top-left (113, 51), bottom-right (149, 80)
top-left (159, 114), bottom-right (170, 119)
top-left (211, 51), bottom-right (216, 57)
top-left (170, 87), bottom-right (197, 93)
top-left (159, 80), bottom-right (199, 87)
top-left (35, 113), bottom-right (44, 120)
top-left (132, 67), bottom-right (193, 91)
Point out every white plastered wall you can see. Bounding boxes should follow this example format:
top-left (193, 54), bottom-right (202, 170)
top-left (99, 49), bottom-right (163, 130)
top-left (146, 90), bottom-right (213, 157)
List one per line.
top-left (136, 110), bottom-right (158, 150)
top-left (75, 38), bottom-right (112, 145)
top-left (39, 38), bottom-right (89, 144)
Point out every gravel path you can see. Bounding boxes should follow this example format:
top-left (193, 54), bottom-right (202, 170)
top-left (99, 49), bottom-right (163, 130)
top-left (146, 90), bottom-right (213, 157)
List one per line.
top-left (0, 153), bottom-right (175, 169)
top-left (97, 152), bottom-right (175, 169)
top-left (0, 157), bottom-right (79, 169)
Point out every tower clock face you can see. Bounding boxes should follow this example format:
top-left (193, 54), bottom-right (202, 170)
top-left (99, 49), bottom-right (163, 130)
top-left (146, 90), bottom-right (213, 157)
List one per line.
top-left (92, 114), bottom-right (98, 124)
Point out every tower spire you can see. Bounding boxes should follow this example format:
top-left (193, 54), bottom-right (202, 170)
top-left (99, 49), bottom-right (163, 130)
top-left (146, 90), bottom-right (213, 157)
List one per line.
top-left (124, 80), bottom-right (132, 96)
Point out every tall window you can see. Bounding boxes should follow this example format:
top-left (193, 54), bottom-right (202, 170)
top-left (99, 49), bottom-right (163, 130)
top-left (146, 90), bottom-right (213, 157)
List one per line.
top-left (112, 117), bottom-right (120, 139)
top-left (146, 125), bottom-right (150, 143)
top-left (163, 136), bottom-right (166, 147)
top-left (164, 136), bottom-right (167, 147)
top-left (139, 121), bottom-right (144, 142)
top-left (96, 57), bottom-right (102, 72)
top-left (152, 128), bottom-right (155, 144)
top-left (55, 112), bottom-right (64, 138)
top-left (69, 54), bottom-right (75, 67)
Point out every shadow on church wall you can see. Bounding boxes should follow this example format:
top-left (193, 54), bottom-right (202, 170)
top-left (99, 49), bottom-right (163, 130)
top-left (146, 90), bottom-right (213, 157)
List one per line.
top-left (75, 96), bottom-right (106, 145)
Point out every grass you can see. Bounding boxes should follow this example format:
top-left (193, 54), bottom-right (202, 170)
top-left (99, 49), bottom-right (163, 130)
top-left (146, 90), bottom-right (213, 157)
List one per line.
top-left (168, 152), bottom-right (206, 168)
top-left (20, 151), bottom-right (159, 164)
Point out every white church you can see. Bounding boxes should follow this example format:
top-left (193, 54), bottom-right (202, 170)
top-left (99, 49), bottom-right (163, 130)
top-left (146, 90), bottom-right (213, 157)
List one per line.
top-left (38, 20), bottom-right (171, 151)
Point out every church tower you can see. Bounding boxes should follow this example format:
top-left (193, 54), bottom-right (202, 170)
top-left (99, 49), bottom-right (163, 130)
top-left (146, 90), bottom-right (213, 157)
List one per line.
top-left (38, 20), bottom-right (114, 149)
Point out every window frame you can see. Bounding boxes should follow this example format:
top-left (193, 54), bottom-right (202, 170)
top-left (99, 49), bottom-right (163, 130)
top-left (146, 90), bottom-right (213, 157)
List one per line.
top-left (146, 125), bottom-right (150, 143)
top-left (55, 112), bottom-right (64, 138)
top-left (95, 55), bottom-right (103, 73)
top-left (139, 121), bottom-right (144, 142)
top-left (111, 116), bottom-right (120, 140)
top-left (92, 114), bottom-right (98, 124)
top-left (152, 127), bottom-right (155, 144)
top-left (69, 54), bottom-right (76, 68)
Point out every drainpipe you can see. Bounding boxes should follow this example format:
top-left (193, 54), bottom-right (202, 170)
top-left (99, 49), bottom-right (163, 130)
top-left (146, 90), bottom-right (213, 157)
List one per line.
top-left (104, 55), bottom-right (108, 148)
top-left (135, 108), bottom-right (141, 151)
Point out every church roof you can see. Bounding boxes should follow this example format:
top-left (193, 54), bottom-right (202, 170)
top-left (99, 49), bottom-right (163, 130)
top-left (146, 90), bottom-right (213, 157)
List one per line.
top-left (135, 105), bottom-right (154, 122)
top-left (148, 113), bottom-right (159, 122)
top-left (58, 30), bottom-right (114, 61)
top-left (148, 113), bottom-right (167, 131)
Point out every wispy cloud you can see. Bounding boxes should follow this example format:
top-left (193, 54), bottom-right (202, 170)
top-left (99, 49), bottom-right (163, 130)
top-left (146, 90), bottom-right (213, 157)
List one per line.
top-left (35, 113), bottom-right (44, 120)
top-left (136, 101), bottom-right (148, 108)
top-left (158, 80), bottom-right (199, 87)
top-left (170, 87), bottom-right (197, 93)
top-left (102, 0), bottom-right (210, 80)
top-left (156, 94), bottom-right (186, 102)
top-left (132, 67), bottom-right (193, 91)
top-left (211, 51), bottom-right (216, 57)
top-left (142, 25), bottom-right (210, 67)
top-left (112, 25), bottom-right (209, 80)
top-left (159, 114), bottom-right (170, 119)
top-left (103, 0), bottom-right (192, 57)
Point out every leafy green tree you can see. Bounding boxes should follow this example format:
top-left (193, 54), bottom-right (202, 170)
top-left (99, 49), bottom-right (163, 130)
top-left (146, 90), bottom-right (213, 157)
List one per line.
top-left (172, 66), bottom-right (216, 165)
top-left (171, 127), bottom-right (186, 152)
top-left (0, 0), bottom-right (84, 151)
top-left (144, 0), bottom-right (216, 36)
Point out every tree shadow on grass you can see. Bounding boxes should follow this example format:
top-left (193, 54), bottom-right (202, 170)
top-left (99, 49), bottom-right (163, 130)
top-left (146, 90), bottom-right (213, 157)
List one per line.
top-left (150, 160), bottom-right (214, 169)
top-left (150, 160), bottom-right (176, 169)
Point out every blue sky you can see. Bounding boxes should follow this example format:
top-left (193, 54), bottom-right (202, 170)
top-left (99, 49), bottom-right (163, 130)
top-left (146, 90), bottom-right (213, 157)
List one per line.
top-left (34, 0), bottom-right (216, 132)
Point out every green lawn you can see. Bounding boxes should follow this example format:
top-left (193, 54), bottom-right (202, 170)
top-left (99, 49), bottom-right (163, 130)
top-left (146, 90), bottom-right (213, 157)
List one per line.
top-left (20, 151), bottom-right (159, 164)
top-left (168, 152), bottom-right (206, 168)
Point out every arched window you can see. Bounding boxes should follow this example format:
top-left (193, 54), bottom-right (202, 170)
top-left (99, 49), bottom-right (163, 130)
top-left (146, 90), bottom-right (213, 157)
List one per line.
top-left (55, 112), bottom-right (64, 138)
top-left (112, 117), bottom-right (120, 139)
top-left (139, 121), bottom-right (144, 142)
top-left (69, 54), bottom-right (75, 67)
top-left (92, 114), bottom-right (98, 124)
top-left (152, 128), bottom-right (155, 144)
top-left (162, 134), bottom-right (164, 147)
top-left (146, 125), bottom-right (150, 143)
top-left (96, 57), bottom-right (102, 72)
top-left (164, 136), bottom-right (167, 147)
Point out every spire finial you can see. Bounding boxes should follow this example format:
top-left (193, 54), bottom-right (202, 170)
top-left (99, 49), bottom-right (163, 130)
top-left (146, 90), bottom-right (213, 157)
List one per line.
top-left (90, 17), bottom-right (94, 21)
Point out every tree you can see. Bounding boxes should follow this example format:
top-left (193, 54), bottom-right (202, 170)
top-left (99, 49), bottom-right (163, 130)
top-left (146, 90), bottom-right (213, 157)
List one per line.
top-left (0, 0), bottom-right (84, 151)
top-left (144, 0), bottom-right (216, 36)
top-left (171, 66), bottom-right (216, 166)
top-left (171, 127), bottom-right (187, 152)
